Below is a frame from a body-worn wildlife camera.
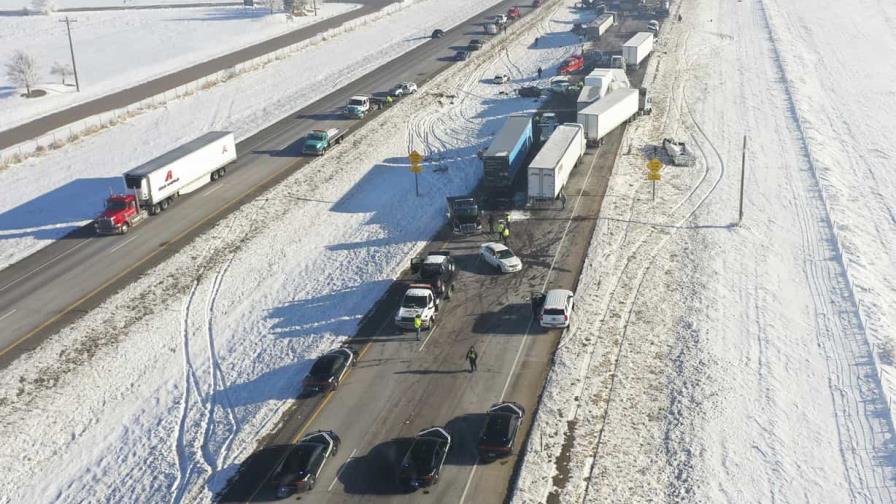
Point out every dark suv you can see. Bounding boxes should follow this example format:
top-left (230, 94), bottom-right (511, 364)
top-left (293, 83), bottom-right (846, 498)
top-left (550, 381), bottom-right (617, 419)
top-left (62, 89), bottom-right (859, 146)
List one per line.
top-left (477, 402), bottom-right (525, 461)
top-left (410, 251), bottom-right (456, 302)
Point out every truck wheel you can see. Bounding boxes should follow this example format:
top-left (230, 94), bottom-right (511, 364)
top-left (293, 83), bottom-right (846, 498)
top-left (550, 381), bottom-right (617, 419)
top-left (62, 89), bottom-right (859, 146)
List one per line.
top-left (160, 199), bottom-right (169, 211)
top-left (120, 222), bottom-right (130, 234)
top-left (218, 168), bottom-right (226, 177)
top-left (211, 171), bottom-right (219, 181)
top-left (150, 204), bottom-right (161, 215)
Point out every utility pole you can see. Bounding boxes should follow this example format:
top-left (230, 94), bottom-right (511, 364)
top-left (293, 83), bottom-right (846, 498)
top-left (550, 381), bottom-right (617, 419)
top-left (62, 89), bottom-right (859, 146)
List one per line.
top-left (312, 0), bottom-right (317, 15)
top-left (737, 135), bottom-right (746, 226)
top-left (59, 16), bottom-right (80, 92)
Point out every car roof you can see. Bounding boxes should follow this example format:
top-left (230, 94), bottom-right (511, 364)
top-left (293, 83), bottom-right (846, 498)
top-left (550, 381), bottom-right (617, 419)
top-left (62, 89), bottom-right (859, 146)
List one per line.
top-left (488, 401), bottom-right (524, 417)
top-left (418, 426), bottom-right (451, 443)
top-left (423, 254), bottom-right (447, 265)
top-left (349, 95), bottom-right (367, 100)
top-left (482, 242), bottom-right (508, 252)
top-left (301, 430), bottom-right (336, 446)
top-left (544, 289), bottom-right (573, 308)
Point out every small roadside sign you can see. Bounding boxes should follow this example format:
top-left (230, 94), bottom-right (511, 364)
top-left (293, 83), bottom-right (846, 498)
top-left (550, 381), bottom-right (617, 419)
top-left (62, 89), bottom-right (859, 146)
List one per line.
top-left (647, 172), bottom-right (661, 181)
top-left (646, 158), bottom-right (663, 172)
top-left (408, 150), bottom-right (424, 164)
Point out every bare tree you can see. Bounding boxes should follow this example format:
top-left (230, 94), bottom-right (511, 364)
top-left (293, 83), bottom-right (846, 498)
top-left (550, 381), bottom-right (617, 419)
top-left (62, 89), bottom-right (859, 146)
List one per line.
top-left (50, 61), bottom-right (73, 85)
top-left (31, 0), bottom-right (56, 14)
top-left (6, 50), bottom-right (40, 97)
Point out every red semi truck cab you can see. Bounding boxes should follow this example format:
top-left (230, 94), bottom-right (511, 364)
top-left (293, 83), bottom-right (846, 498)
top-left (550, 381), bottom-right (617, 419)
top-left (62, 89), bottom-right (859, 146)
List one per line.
top-left (94, 194), bottom-right (147, 234)
top-left (507, 6), bottom-right (521, 19)
top-left (559, 54), bottom-right (584, 74)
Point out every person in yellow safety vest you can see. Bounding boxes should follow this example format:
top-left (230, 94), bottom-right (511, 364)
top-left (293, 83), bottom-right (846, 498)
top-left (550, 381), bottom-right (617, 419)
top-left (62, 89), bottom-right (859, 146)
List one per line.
top-left (414, 313), bottom-right (423, 341)
top-left (501, 226), bottom-right (510, 245)
top-left (386, 95), bottom-right (394, 106)
top-left (504, 212), bottom-right (512, 231)
top-left (495, 221), bottom-right (506, 239)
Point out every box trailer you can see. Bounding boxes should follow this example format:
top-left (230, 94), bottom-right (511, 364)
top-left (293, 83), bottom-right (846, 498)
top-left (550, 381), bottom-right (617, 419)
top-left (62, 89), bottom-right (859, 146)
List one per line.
top-left (482, 114), bottom-right (534, 191)
top-left (576, 85), bottom-right (604, 111)
top-left (577, 88), bottom-right (639, 145)
top-left (622, 32), bottom-right (654, 69)
top-left (527, 123), bottom-right (585, 200)
top-left (583, 68), bottom-right (629, 90)
top-left (123, 131), bottom-right (236, 214)
top-left (586, 13), bottom-right (614, 39)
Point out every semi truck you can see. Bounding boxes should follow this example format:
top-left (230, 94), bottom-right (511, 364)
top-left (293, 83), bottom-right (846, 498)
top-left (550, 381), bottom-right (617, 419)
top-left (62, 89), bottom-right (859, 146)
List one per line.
top-left (447, 196), bottom-right (482, 234)
top-left (577, 88), bottom-right (639, 145)
top-left (527, 123), bottom-right (585, 201)
top-left (302, 128), bottom-right (344, 155)
top-left (482, 114), bottom-right (534, 191)
top-left (586, 13), bottom-right (615, 39)
top-left (343, 96), bottom-right (370, 118)
top-left (622, 32), bottom-right (654, 69)
top-left (95, 131), bottom-right (236, 234)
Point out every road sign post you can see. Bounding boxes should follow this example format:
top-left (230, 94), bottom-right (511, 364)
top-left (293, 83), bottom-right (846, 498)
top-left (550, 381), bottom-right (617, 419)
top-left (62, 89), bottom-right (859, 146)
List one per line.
top-left (408, 150), bottom-right (424, 197)
top-left (646, 158), bottom-right (663, 202)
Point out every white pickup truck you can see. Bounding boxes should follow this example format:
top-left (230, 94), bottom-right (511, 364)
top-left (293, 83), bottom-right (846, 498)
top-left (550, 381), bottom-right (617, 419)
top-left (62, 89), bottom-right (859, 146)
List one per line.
top-left (395, 283), bottom-right (439, 330)
top-left (343, 95), bottom-right (370, 119)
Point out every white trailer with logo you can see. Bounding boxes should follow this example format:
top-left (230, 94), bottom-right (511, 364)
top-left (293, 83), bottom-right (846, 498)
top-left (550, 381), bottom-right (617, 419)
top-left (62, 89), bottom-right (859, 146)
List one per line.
top-left (577, 88), bottom-right (639, 145)
top-left (622, 32), bottom-right (654, 70)
top-left (123, 131), bottom-right (236, 214)
top-left (527, 123), bottom-right (585, 201)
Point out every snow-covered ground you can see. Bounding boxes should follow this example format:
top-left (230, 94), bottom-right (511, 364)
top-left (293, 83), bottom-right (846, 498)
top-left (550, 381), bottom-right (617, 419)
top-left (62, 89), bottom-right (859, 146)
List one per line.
top-left (1, 0), bottom-right (240, 10)
top-left (513, 0), bottom-right (896, 502)
top-left (0, 0), bottom-right (507, 270)
top-left (0, 0), bottom-right (580, 502)
top-left (0, 2), bottom-right (358, 130)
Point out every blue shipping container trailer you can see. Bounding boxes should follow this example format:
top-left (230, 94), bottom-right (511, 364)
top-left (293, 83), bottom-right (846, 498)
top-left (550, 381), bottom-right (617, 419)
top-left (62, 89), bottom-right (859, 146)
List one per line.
top-left (482, 114), bottom-right (534, 191)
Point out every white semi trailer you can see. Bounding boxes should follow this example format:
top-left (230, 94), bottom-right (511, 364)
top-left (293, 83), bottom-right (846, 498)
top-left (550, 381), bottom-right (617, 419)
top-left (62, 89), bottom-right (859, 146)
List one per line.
top-left (527, 123), bottom-right (585, 201)
top-left (622, 32), bottom-right (654, 70)
top-left (123, 131), bottom-right (236, 214)
top-left (577, 88), bottom-right (639, 145)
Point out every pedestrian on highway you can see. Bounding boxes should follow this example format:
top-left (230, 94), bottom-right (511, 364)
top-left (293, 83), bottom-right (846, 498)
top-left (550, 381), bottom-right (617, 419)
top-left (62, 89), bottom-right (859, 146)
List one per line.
top-left (678, 13), bottom-right (682, 22)
top-left (537, 66), bottom-right (543, 79)
top-left (560, 191), bottom-right (567, 209)
top-left (502, 24), bottom-right (507, 34)
top-left (504, 212), bottom-right (512, 231)
top-left (501, 226), bottom-right (510, 245)
top-left (414, 313), bottom-right (423, 341)
top-left (531, 292), bottom-right (545, 318)
top-left (488, 213), bottom-right (495, 234)
top-left (466, 346), bottom-right (478, 372)
top-left (386, 95), bottom-right (394, 106)
top-left (496, 221), bottom-right (505, 239)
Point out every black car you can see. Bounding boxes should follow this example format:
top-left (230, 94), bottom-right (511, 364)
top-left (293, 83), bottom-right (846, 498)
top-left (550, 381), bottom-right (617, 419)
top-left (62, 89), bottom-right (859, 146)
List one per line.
top-left (477, 402), bottom-right (525, 461)
top-left (431, 29), bottom-right (446, 38)
top-left (454, 50), bottom-right (469, 61)
top-left (273, 431), bottom-right (341, 496)
top-left (397, 427), bottom-right (451, 489)
top-left (517, 86), bottom-right (542, 98)
top-left (468, 39), bottom-right (483, 51)
top-left (410, 251), bottom-right (456, 301)
top-left (303, 348), bottom-right (356, 393)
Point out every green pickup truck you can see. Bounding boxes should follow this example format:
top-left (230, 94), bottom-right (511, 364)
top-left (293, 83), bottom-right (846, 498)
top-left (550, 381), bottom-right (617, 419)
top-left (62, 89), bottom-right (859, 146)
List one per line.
top-left (302, 128), bottom-right (345, 155)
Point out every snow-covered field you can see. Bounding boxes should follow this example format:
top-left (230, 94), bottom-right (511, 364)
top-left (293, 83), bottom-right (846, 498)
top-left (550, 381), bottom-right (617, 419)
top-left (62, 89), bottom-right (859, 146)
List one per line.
top-left (0, 0), bottom-right (238, 10)
top-left (0, 0), bottom-right (580, 502)
top-left (0, 0), bottom-right (505, 270)
top-left (0, 2), bottom-right (358, 130)
top-left (513, 0), bottom-right (896, 502)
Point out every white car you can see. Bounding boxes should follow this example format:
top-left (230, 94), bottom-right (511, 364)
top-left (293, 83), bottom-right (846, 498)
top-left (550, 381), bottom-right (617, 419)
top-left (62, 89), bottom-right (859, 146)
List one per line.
top-left (493, 14), bottom-right (508, 25)
top-left (493, 74), bottom-right (510, 84)
top-left (549, 76), bottom-right (571, 93)
top-left (480, 242), bottom-right (522, 273)
top-left (539, 289), bottom-right (574, 328)
top-left (391, 81), bottom-right (418, 97)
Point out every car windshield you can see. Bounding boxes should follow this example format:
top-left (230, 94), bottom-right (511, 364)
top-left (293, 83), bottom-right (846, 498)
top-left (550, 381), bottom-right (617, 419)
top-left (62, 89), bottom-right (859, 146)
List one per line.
top-left (349, 98), bottom-right (365, 106)
top-left (403, 295), bottom-right (428, 309)
top-left (307, 131), bottom-right (326, 141)
top-left (309, 354), bottom-right (343, 378)
top-left (496, 249), bottom-right (515, 260)
top-left (543, 308), bottom-right (565, 316)
top-left (407, 439), bottom-right (438, 471)
top-left (106, 200), bottom-right (128, 211)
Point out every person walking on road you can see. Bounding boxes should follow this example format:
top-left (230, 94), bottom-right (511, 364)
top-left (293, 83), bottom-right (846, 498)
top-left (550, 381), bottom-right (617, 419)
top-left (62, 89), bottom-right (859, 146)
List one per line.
top-left (560, 190), bottom-right (567, 209)
top-left (495, 220), bottom-right (506, 240)
top-left (537, 66), bottom-right (543, 79)
top-left (466, 346), bottom-right (478, 372)
top-left (414, 313), bottom-right (423, 341)
top-left (504, 212), bottom-right (512, 231)
top-left (501, 226), bottom-right (510, 245)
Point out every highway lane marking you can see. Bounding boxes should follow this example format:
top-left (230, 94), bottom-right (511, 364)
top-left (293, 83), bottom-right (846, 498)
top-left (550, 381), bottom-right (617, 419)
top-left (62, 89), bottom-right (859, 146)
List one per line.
top-left (107, 236), bottom-right (138, 255)
top-left (417, 325), bottom-right (439, 352)
top-left (327, 448), bottom-right (357, 492)
top-left (0, 309), bottom-right (16, 322)
top-left (201, 185), bottom-right (223, 197)
top-left (0, 238), bottom-right (92, 294)
top-left (461, 143), bottom-right (603, 504)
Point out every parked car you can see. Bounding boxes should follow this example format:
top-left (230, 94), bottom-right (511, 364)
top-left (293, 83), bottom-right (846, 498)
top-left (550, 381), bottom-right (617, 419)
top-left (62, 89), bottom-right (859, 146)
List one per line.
top-left (468, 39), bottom-right (484, 51)
top-left (398, 427), bottom-right (451, 489)
top-left (549, 76), bottom-right (571, 93)
top-left (391, 81), bottom-right (418, 97)
top-left (493, 14), bottom-right (508, 25)
top-left (507, 6), bottom-right (521, 20)
top-left (303, 348), bottom-right (356, 393)
top-left (493, 74), bottom-right (510, 84)
top-left (478, 402), bottom-right (525, 461)
top-left (431, 29), bottom-right (446, 38)
top-left (454, 50), bottom-right (470, 61)
top-left (273, 431), bottom-right (341, 497)
top-left (480, 242), bottom-right (522, 273)
top-left (539, 289), bottom-right (574, 328)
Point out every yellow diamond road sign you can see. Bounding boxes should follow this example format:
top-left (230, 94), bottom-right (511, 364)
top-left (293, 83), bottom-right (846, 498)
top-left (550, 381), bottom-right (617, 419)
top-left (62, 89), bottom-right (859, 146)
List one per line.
top-left (647, 172), bottom-right (661, 181)
top-left (646, 158), bottom-right (663, 172)
top-left (408, 150), bottom-right (424, 164)
top-left (410, 163), bottom-right (423, 174)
